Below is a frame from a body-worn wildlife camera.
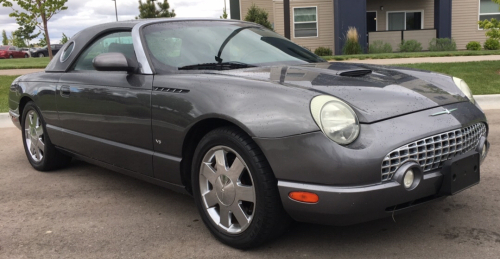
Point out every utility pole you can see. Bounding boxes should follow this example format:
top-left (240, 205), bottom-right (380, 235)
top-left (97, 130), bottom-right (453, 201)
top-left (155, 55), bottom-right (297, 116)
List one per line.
top-left (112, 0), bottom-right (118, 21)
top-left (284, 0), bottom-right (290, 39)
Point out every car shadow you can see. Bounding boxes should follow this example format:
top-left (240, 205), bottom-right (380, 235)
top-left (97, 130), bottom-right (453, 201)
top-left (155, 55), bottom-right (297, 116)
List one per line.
top-left (51, 158), bottom-right (453, 253)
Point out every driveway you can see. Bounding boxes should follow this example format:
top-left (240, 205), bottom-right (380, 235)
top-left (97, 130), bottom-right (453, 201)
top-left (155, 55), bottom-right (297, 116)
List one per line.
top-left (0, 110), bottom-right (499, 259)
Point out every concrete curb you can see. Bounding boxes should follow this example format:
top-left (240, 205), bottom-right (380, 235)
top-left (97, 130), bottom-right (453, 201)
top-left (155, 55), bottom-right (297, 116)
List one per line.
top-left (0, 112), bottom-right (14, 128)
top-left (1, 95), bottom-right (499, 129)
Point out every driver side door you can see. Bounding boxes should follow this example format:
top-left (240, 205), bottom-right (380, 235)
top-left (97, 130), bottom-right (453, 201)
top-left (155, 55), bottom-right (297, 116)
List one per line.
top-left (54, 31), bottom-right (155, 176)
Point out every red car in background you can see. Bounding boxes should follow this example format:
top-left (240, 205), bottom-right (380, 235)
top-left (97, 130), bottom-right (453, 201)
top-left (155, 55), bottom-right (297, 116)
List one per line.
top-left (0, 46), bottom-right (30, 59)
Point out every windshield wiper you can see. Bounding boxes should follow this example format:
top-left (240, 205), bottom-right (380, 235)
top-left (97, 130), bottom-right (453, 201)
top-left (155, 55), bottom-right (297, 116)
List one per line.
top-left (178, 62), bottom-right (256, 71)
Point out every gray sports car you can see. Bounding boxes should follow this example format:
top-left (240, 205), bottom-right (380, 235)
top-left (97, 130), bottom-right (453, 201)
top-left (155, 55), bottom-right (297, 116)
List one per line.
top-left (8, 19), bottom-right (490, 249)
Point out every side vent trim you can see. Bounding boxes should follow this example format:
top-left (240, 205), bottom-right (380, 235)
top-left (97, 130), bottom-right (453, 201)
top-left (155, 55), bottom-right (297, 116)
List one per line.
top-left (153, 87), bottom-right (190, 93)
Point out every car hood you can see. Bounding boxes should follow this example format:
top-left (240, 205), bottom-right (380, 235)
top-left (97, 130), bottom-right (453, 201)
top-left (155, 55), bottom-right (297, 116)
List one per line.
top-left (214, 62), bottom-right (468, 123)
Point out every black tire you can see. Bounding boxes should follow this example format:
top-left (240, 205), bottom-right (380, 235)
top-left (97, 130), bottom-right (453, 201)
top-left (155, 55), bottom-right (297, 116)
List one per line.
top-left (9, 55), bottom-right (13, 59)
top-left (24, 54), bottom-right (29, 58)
top-left (21, 102), bottom-right (72, 171)
top-left (191, 126), bottom-right (291, 249)
top-left (38, 53), bottom-right (44, 58)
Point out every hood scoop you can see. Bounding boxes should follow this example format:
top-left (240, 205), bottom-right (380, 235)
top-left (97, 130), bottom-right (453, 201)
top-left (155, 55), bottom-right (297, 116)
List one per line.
top-left (337, 69), bottom-right (372, 77)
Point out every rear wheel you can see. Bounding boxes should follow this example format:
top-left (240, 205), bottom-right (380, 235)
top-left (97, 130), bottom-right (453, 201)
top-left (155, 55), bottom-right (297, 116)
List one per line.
top-left (192, 127), bottom-right (291, 249)
top-left (21, 102), bottom-right (72, 171)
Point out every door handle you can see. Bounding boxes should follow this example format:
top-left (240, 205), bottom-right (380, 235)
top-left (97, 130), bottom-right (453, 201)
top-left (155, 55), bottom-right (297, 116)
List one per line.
top-left (60, 85), bottom-right (70, 97)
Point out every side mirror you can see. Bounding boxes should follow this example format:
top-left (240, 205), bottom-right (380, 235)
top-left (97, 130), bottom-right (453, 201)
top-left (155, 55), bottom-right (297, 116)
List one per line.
top-left (93, 52), bottom-right (137, 73)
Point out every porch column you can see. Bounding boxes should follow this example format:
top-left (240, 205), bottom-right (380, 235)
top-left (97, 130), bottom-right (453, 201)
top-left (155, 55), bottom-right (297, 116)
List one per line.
top-left (434, 0), bottom-right (452, 38)
top-left (334, 0), bottom-right (367, 55)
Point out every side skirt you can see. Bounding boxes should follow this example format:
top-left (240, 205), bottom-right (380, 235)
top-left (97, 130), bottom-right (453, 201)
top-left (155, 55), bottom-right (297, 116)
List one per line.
top-left (58, 147), bottom-right (190, 196)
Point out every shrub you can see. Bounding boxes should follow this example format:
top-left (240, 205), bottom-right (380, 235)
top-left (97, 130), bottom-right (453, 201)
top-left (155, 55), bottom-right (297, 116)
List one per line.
top-left (342, 27), bottom-right (362, 55)
top-left (368, 40), bottom-right (393, 54)
top-left (398, 40), bottom-right (423, 52)
top-left (244, 4), bottom-right (273, 30)
top-left (484, 38), bottom-right (500, 50)
top-left (428, 38), bottom-right (457, 51)
top-left (314, 46), bottom-right (333, 56)
top-left (466, 41), bottom-right (482, 51)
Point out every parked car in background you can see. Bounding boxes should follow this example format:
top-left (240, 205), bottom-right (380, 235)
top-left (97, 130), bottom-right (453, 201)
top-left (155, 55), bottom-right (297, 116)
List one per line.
top-left (20, 48), bottom-right (31, 57)
top-left (8, 19), bottom-right (490, 249)
top-left (0, 46), bottom-right (29, 58)
top-left (30, 44), bottom-right (62, 57)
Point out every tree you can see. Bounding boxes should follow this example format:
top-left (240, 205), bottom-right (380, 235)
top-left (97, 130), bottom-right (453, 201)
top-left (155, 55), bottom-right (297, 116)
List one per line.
top-left (136, 0), bottom-right (175, 19)
top-left (13, 22), bottom-right (40, 47)
top-left (1, 30), bottom-right (8, 45)
top-left (244, 4), bottom-right (273, 30)
top-left (1, 0), bottom-right (69, 60)
top-left (37, 33), bottom-right (46, 47)
top-left (220, 7), bottom-right (228, 19)
top-left (60, 32), bottom-right (68, 44)
top-left (478, 0), bottom-right (500, 42)
top-left (10, 31), bottom-right (27, 47)
top-left (220, 0), bottom-right (228, 19)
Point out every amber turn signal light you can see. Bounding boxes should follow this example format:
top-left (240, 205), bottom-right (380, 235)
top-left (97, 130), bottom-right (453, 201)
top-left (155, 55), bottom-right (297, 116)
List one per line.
top-left (289, 192), bottom-right (319, 203)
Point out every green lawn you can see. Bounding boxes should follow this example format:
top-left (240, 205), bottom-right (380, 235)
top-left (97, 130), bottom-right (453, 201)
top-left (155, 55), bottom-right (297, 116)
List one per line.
top-left (395, 61), bottom-right (500, 95)
top-left (0, 57), bottom-right (49, 69)
top-left (322, 50), bottom-right (500, 61)
top-left (1, 75), bottom-right (19, 112)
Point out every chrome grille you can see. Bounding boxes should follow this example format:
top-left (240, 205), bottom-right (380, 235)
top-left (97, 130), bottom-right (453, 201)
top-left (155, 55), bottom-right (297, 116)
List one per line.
top-left (381, 123), bottom-right (486, 181)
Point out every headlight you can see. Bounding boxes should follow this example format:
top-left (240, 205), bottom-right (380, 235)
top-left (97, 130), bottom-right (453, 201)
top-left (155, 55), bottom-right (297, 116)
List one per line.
top-left (310, 95), bottom-right (360, 145)
top-left (453, 77), bottom-right (475, 104)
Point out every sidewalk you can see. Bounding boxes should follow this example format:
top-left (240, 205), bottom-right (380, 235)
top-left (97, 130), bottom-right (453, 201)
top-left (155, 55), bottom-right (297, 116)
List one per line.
top-left (336, 55), bottom-right (500, 65)
top-left (0, 69), bottom-right (44, 76)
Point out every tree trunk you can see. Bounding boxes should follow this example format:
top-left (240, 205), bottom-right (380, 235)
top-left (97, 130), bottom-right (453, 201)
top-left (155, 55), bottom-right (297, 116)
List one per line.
top-left (36, 0), bottom-right (52, 60)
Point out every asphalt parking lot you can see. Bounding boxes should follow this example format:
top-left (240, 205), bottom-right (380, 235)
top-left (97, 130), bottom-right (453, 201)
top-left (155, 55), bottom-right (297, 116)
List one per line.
top-left (0, 110), bottom-right (499, 259)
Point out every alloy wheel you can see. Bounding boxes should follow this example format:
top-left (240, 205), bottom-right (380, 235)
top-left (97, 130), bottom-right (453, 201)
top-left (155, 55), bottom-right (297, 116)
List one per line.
top-left (24, 110), bottom-right (45, 162)
top-left (199, 146), bottom-right (256, 234)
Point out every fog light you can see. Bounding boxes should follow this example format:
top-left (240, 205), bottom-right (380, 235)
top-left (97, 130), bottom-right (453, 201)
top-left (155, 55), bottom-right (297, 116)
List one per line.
top-left (482, 144), bottom-right (487, 158)
top-left (404, 170), bottom-right (415, 189)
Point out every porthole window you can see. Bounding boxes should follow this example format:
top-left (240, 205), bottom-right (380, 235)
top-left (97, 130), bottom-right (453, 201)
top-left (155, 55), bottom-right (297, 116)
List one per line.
top-left (60, 42), bottom-right (75, 62)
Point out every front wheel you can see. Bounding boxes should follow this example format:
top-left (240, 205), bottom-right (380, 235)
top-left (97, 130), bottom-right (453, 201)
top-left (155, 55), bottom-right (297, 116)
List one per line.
top-left (24, 54), bottom-right (29, 58)
top-left (38, 53), bottom-right (44, 58)
top-left (9, 55), bottom-right (13, 59)
top-left (192, 127), bottom-right (291, 249)
top-left (21, 102), bottom-right (72, 171)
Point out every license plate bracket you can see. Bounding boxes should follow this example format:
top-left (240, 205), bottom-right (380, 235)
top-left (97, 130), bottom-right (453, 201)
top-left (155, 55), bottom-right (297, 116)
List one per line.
top-left (439, 152), bottom-right (480, 196)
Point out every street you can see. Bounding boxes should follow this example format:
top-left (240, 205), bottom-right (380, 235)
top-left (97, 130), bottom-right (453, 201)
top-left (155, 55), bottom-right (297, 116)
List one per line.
top-left (0, 110), bottom-right (499, 259)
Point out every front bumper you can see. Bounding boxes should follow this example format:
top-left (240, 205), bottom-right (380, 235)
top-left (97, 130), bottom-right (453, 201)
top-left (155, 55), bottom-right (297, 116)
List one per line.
top-left (278, 157), bottom-right (483, 226)
top-left (9, 110), bottom-right (21, 130)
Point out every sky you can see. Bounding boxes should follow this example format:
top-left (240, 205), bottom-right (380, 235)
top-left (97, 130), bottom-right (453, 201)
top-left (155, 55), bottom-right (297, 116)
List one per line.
top-left (0, 0), bottom-right (231, 44)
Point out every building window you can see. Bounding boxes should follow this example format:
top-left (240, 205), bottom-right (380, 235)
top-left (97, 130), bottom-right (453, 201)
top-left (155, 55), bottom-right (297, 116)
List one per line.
top-left (479, 0), bottom-right (500, 21)
top-left (388, 11), bottom-right (422, 31)
top-left (294, 7), bottom-right (318, 38)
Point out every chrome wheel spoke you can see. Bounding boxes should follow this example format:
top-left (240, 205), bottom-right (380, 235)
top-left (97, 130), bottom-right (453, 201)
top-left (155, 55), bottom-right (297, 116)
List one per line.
top-left (203, 190), bottom-right (219, 208)
top-left (36, 139), bottom-right (45, 151)
top-left (231, 203), bottom-right (250, 227)
top-left (33, 146), bottom-right (41, 160)
top-left (219, 206), bottom-right (231, 228)
top-left (201, 162), bottom-right (217, 184)
top-left (214, 150), bottom-right (228, 172)
top-left (236, 185), bottom-right (255, 203)
top-left (227, 157), bottom-right (245, 180)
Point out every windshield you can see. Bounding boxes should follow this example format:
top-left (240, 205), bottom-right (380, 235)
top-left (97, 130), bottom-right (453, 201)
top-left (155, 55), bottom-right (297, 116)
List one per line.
top-left (143, 21), bottom-right (325, 73)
